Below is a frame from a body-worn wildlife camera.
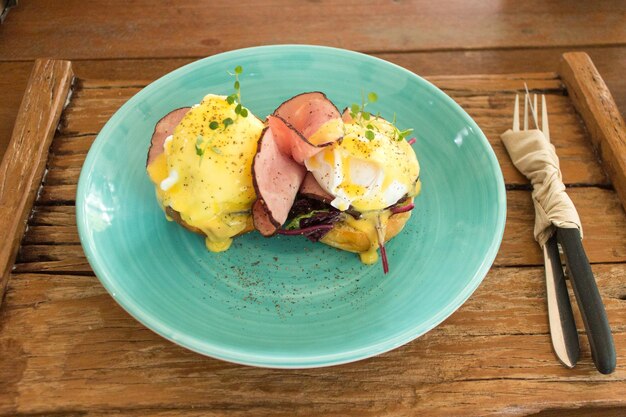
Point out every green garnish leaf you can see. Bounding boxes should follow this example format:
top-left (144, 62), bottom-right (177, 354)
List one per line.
top-left (234, 65), bottom-right (243, 75)
top-left (350, 103), bottom-right (360, 114)
top-left (209, 121), bottom-right (219, 130)
top-left (234, 80), bottom-right (240, 90)
top-left (223, 117), bottom-right (234, 128)
top-left (240, 108), bottom-right (248, 117)
top-left (365, 130), bottom-right (375, 140)
top-left (195, 135), bottom-right (205, 156)
top-left (226, 95), bottom-right (235, 105)
top-left (368, 92), bottom-right (378, 102)
top-left (366, 124), bottom-right (374, 130)
top-left (210, 146), bottom-right (222, 155)
top-left (235, 103), bottom-right (242, 115)
top-left (361, 112), bottom-right (370, 120)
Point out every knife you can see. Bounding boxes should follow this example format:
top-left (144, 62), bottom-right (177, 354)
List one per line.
top-left (543, 233), bottom-right (580, 368)
top-left (557, 227), bottom-right (616, 374)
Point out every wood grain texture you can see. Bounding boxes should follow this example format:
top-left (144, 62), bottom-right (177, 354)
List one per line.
top-left (1, 1), bottom-right (626, 60)
top-left (55, 75), bottom-right (607, 186)
top-left (1, 68), bottom-right (625, 414)
top-left (12, 186), bottom-right (626, 274)
top-left (0, 61), bottom-right (32, 159)
top-left (560, 52), bottom-right (626, 213)
top-left (0, 264), bottom-right (625, 416)
top-left (0, 59), bottom-right (73, 306)
top-left (2, 47), bottom-right (626, 165)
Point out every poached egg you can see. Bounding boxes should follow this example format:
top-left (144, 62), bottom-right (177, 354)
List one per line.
top-left (147, 94), bottom-right (264, 252)
top-left (305, 117), bottom-right (420, 212)
top-left (305, 116), bottom-right (421, 264)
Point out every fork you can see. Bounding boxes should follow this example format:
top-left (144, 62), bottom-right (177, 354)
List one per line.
top-left (513, 91), bottom-right (581, 369)
top-left (513, 91), bottom-right (616, 374)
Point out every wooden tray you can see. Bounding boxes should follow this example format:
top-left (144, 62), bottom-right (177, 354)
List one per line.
top-left (1, 53), bottom-right (625, 416)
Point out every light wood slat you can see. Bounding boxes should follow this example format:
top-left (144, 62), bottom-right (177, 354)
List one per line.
top-left (50, 134), bottom-right (96, 154)
top-left (0, 59), bottom-right (74, 308)
top-left (29, 206), bottom-right (76, 226)
top-left (22, 226), bottom-right (79, 245)
top-left (44, 167), bottom-right (81, 185)
top-left (16, 244), bottom-right (85, 263)
top-left (14, 187), bottom-right (626, 272)
top-left (560, 52), bottom-right (626, 213)
top-left (0, 61), bottom-right (33, 160)
top-left (55, 80), bottom-right (607, 186)
top-left (4, 46), bottom-right (626, 165)
top-left (72, 73), bottom-right (563, 94)
top-left (0, 265), bottom-right (624, 416)
top-left (38, 184), bottom-right (76, 205)
top-left (497, 187), bottom-right (626, 266)
top-left (2, 1), bottom-right (626, 61)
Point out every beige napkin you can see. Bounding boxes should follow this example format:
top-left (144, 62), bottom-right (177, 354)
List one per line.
top-left (501, 129), bottom-right (582, 247)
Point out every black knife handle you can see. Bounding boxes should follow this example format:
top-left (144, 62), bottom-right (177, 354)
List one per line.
top-left (544, 234), bottom-right (580, 367)
top-left (556, 227), bottom-right (616, 374)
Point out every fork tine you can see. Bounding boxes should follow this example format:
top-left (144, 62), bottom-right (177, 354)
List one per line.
top-left (542, 94), bottom-right (550, 142)
top-left (524, 84), bottom-right (539, 129)
top-left (534, 94), bottom-right (538, 127)
top-left (513, 94), bottom-right (520, 131)
top-left (524, 92), bottom-right (529, 130)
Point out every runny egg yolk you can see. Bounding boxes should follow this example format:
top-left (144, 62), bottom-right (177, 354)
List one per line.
top-left (147, 94), bottom-right (264, 252)
top-left (305, 118), bottom-right (420, 213)
top-left (306, 117), bottom-right (420, 265)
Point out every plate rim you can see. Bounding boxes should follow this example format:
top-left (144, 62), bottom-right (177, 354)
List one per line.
top-left (76, 44), bottom-right (507, 368)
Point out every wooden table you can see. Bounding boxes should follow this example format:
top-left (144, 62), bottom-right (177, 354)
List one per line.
top-left (1, 1), bottom-right (626, 162)
top-left (0, 51), bottom-right (625, 416)
top-left (1, 2), bottom-right (626, 416)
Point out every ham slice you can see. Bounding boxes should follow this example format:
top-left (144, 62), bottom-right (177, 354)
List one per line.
top-left (267, 115), bottom-right (336, 164)
top-left (252, 92), bottom-right (346, 235)
top-left (274, 92), bottom-right (341, 139)
top-left (252, 128), bottom-right (306, 236)
top-left (299, 172), bottom-right (334, 204)
top-left (146, 107), bottom-right (190, 166)
top-left (341, 107), bottom-right (353, 123)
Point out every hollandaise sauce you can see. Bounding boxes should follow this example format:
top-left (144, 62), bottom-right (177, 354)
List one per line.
top-left (147, 94), bottom-right (264, 252)
top-left (306, 117), bottom-right (420, 265)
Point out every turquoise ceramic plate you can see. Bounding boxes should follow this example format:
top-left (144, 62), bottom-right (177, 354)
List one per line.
top-left (77, 45), bottom-right (506, 368)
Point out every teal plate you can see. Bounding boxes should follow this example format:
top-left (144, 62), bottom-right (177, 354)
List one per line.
top-left (77, 45), bottom-right (506, 368)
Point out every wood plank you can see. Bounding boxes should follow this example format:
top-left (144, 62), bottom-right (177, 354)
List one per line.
top-left (560, 52), bottom-right (626, 213)
top-left (0, 61), bottom-right (32, 159)
top-left (56, 80), bottom-right (607, 186)
top-left (50, 134), bottom-right (96, 154)
top-left (14, 187), bottom-right (626, 273)
top-left (0, 264), bottom-right (624, 416)
top-left (0, 59), bottom-right (73, 307)
top-left (497, 188), bottom-right (626, 266)
top-left (2, 47), bottom-right (626, 166)
top-left (2, 1), bottom-right (626, 61)
top-left (16, 243), bottom-right (86, 263)
top-left (38, 184), bottom-right (76, 205)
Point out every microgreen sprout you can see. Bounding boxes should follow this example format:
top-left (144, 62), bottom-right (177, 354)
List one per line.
top-left (349, 91), bottom-right (378, 140)
top-left (349, 91), bottom-right (414, 143)
top-left (391, 113), bottom-right (414, 141)
top-left (218, 65), bottom-right (248, 131)
top-left (195, 135), bottom-right (205, 156)
top-left (195, 134), bottom-right (222, 165)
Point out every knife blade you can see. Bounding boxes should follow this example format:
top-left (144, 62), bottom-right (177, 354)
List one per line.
top-left (543, 233), bottom-right (580, 368)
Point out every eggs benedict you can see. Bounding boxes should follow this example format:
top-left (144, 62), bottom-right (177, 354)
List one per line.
top-left (147, 93), bottom-right (264, 252)
top-left (251, 92), bottom-right (420, 272)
